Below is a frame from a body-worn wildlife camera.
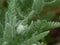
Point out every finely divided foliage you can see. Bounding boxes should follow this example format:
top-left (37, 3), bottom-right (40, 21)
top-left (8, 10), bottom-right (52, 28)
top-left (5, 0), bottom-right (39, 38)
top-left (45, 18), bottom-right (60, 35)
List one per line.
top-left (0, 0), bottom-right (60, 45)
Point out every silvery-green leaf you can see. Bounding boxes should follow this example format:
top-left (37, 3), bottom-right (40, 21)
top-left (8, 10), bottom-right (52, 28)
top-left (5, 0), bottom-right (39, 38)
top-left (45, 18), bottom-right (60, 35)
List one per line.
top-left (3, 23), bottom-right (13, 42)
top-left (32, 0), bottom-right (44, 13)
top-left (26, 31), bottom-right (49, 45)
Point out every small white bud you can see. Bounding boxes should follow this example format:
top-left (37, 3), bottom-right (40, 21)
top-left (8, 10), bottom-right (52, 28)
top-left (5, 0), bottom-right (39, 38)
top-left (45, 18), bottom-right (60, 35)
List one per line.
top-left (17, 24), bottom-right (25, 34)
top-left (17, 24), bottom-right (28, 34)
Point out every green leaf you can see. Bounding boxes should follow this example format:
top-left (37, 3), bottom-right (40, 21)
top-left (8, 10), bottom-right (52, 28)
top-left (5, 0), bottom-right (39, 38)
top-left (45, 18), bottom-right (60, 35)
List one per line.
top-left (23, 20), bottom-right (60, 39)
top-left (0, 23), bottom-right (3, 38)
top-left (44, 0), bottom-right (56, 4)
top-left (44, 0), bottom-right (56, 2)
top-left (26, 31), bottom-right (49, 45)
top-left (47, 21), bottom-right (60, 28)
top-left (32, 0), bottom-right (44, 13)
top-left (3, 23), bottom-right (13, 42)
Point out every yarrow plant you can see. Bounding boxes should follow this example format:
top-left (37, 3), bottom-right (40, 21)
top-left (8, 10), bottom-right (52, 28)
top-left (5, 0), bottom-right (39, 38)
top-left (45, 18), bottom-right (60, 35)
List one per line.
top-left (0, 0), bottom-right (60, 45)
